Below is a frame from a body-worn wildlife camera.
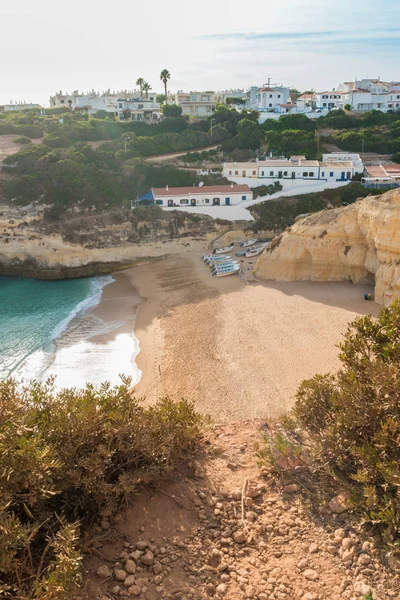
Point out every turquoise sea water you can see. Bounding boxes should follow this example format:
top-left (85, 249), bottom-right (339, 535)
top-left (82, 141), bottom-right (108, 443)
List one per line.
top-left (0, 275), bottom-right (140, 386)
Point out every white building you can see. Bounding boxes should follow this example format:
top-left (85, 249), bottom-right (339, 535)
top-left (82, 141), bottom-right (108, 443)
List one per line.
top-left (314, 91), bottom-right (343, 110)
top-left (0, 102), bottom-right (41, 112)
top-left (223, 154), bottom-right (362, 183)
top-left (174, 92), bottom-right (215, 117)
top-left (254, 86), bottom-right (291, 112)
top-left (49, 90), bottom-right (161, 121)
top-left (321, 152), bottom-right (364, 174)
top-left (139, 184), bottom-right (253, 207)
top-left (362, 164), bottom-right (400, 189)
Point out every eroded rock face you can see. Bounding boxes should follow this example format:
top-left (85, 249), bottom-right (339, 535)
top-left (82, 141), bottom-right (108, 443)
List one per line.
top-left (254, 189), bottom-right (400, 305)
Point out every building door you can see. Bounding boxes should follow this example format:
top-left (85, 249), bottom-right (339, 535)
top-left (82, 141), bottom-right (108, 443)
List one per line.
top-left (292, 172), bottom-right (295, 179)
top-left (242, 170), bottom-right (246, 177)
top-left (168, 199), bottom-right (173, 207)
top-left (225, 197), bottom-right (230, 205)
top-left (347, 172), bottom-right (351, 179)
top-left (191, 199), bottom-right (196, 206)
top-left (213, 198), bottom-right (220, 205)
top-left (278, 171), bottom-right (283, 178)
top-left (341, 172), bottom-right (345, 180)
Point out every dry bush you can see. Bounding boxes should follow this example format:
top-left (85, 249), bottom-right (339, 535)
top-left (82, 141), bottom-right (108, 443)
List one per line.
top-left (0, 378), bottom-right (203, 598)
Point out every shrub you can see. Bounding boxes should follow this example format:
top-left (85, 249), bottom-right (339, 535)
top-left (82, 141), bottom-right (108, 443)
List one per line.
top-left (13, 136), bottom-right (31, 145)
top-left (258, 302), bottom-right (400, 545)
top-left (162, 104), bottom-right (183, 117)
top-left (0, 378), bottom-right (203, 598)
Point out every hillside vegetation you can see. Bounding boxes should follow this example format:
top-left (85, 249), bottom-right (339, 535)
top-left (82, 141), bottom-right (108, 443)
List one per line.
top-left (0, 378), bottom-right (203, 598)
top-left (1, 107), bottom-right (399, 217)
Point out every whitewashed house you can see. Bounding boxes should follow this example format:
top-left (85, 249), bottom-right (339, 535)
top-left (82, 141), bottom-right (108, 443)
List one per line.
top-left (49, 90), bottom-right (161, 121)
top-left (321, 152), bottom-right (364, 174)
top-left (138, 184), bottom-right (253, 207)
top-left (314, 91), bottom-right (343, 110)
top-left (223, 154), bottom-right (363, 183)
top-left (174, 92), bottom-right (215, 117)
top-left (255, 87), bottom-right (291, 111)
top-left (0, 102), bottom-right (41, 113)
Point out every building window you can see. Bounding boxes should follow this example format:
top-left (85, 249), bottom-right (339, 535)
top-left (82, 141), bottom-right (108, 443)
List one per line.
top-left (330, 172), bottom-right (334, 177)
top-left (269, 171), bottom-right (274, 176)
top-left (303, 172), bottom-right (308, 177)
top-left (284, 171), bottom-right (288, 176)
top-left (323, 103), bottom-right (327, 107)
top-left (156, 200), bottom-right (163, 205)
top-left (229, 170), bottom-right (232, 175)
top-left (321, 171), bottom-right (325, 177)
top-left (309, 172), bottom-right (314, 177)
top-left (60, 100), bottom-right (65, 104)
top-left (205, 198), bottom-right (210, 203)
top-left (261, 170), bottom-right (264, 176)
top-left (269, 94), bottom-right (273, 98)
top-left (242, 195), bottom-right (246, 201)
top-left (269, 103), bottom-right (272, 107)
top-left (252, 170), bottom-right (256, 176)
top-left (119, 103), bottom-right (122, 108)
top-left (180, 199), bottom-right (189, 204)
top-left (235, 171), bottom-right (238, 175)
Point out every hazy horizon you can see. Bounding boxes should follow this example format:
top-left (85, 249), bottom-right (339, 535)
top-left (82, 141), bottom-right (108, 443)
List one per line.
top-left (1, 0), bottom-right (399, 106)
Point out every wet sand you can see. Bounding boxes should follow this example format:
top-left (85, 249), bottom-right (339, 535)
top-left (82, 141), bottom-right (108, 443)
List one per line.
top-left (114, 252), bottom-right (378, 422)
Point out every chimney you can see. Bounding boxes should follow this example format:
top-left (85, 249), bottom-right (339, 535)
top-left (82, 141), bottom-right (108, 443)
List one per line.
top-left (166, 185), bottom-right (169, 191)
top-left (231, 182), bottom-right (234, 188)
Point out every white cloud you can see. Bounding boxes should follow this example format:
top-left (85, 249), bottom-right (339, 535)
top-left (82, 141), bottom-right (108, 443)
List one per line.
top-left (0, 0), bottom-right (399, 105)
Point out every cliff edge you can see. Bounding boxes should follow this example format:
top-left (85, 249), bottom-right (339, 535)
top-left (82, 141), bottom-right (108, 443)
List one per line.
top-left (255, 189), bottom-right (400, 305)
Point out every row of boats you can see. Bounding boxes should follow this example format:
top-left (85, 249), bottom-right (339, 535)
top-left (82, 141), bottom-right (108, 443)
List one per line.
top-left (203, 238), bottom-right (269, 277)
top-left (203, 254), bottom-right (241, 277)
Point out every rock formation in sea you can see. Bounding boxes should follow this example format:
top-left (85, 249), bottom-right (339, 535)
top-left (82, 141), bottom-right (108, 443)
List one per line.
top-left (255, 189), bottom-right (400, 305)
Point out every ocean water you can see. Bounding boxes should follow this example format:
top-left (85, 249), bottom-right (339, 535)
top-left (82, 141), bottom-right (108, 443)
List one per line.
top-left (0, 275), bottom-right (141, 388)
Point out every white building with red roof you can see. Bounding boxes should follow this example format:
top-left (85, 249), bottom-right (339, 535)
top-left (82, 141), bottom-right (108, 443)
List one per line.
top-left (140, 184), bottom-right (253, 208)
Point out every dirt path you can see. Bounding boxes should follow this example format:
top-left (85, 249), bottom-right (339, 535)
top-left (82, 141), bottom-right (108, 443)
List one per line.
top-left (84, 420), bottom-right (400, 600)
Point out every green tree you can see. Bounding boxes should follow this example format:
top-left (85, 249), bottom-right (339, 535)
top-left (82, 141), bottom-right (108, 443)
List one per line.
top-left (237, 119), bottom-right (265, 150)
top-left (142, 82), bottom-right (151, 99)
top-left (392, 152), bottom-right (400, 163)
top-left (136, 77), bottom-right (145, 95)
top-left (344, 103), bottom-right (352, 111)
top-left (157, 93), bottom-right (166, 104)
top-left (160, 69), bottom-right (171, 101)
top-left (162, 104), bottom-right (183, 117)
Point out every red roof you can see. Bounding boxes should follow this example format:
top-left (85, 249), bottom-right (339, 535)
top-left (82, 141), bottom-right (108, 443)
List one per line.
top-left (152, 185), bottom-right (251, 197)
top-left (258, 87), bottom-right (276, 93)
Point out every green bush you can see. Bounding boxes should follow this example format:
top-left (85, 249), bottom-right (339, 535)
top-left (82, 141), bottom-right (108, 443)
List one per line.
top-left (0, 378), bottom-right (203, 598)
top-left (13, 136), bottom-right (31, 145)
top-left (259, 302), bottom-right (400, 545)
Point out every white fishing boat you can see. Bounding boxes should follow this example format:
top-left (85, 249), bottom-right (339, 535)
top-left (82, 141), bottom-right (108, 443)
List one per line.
top-left (214, 266), bottom-right (240, 277)
top-left (240, 238), bottom-right (258, 248)
top-left (211, 262), bottom-right (240, 272)
top-left (213, 244), bottom-right (234, 255)
top-left (203, 254), bottom-right (230, 264)
top-left (244, 242), bottom-right (268, 258)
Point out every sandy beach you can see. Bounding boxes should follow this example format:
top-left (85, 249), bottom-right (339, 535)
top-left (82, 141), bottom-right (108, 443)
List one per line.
top-left (108, 251), bottom-right (379, 422)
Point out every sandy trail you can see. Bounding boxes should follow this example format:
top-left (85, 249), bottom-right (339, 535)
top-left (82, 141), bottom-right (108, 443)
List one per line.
top-left (125, 252), bottom-right (377, 422)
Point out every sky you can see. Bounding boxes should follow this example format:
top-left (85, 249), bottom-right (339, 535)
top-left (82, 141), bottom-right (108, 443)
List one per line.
top-left (1, 0), bottom-right (399, 106)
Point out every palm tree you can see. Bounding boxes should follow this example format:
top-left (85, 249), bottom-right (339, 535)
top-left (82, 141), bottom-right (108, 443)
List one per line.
top-left (160, 69), bottom-right (171, 102)
top-left (136, 78), bottom-right (145, 96)
top-left (142, 82), bottom-right (151, 100)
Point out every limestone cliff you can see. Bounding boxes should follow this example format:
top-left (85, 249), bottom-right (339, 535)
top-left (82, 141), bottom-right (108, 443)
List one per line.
top-left (255, 189), bottom-right (400, 305)
top-left (0, 204), bottom-right (226, 279)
